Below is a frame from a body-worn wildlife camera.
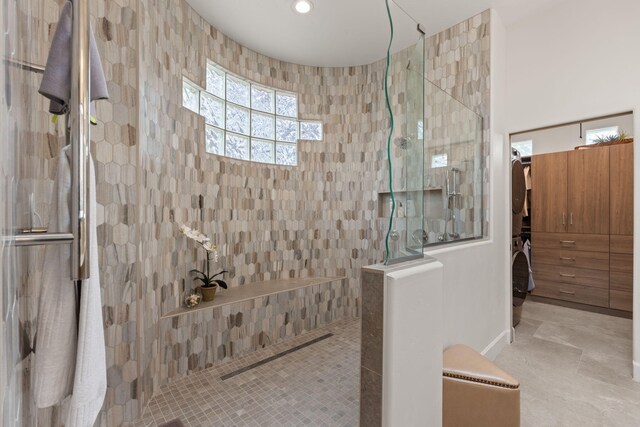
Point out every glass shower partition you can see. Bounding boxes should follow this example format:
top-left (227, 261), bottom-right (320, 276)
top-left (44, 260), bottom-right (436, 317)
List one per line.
top-left (382, 20), bottom-right (425, 264)
top-left (423, 81), bottom-right (484, 245)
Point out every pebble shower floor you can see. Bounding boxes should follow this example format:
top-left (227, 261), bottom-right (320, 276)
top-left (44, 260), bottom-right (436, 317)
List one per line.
top-left (132, 319), bottom-right (360, 426)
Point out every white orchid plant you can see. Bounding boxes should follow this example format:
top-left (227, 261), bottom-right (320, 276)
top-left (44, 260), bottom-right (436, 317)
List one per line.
top-left (178, 224), bottom-right (228, 291)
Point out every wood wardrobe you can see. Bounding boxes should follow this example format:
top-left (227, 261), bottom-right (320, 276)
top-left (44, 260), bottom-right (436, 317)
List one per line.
top-left (530, 143), bottom-right (633, 314)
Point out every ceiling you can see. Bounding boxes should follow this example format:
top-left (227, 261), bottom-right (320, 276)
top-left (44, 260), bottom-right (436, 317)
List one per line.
top-left (186, 0), bottom-right (566, 67)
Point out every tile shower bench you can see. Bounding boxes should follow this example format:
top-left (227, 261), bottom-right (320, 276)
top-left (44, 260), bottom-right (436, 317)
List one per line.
top-left (162, 276), bottom-right (347, 319)
top-left (157, 276), bottom-right (351, 382)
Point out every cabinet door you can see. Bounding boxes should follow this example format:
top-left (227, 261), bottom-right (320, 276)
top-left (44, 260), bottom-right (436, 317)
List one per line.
top-left (610, 143), bottom-right (633, 235)
top-left (567, 147), bottom-right (609, 234)
top-left (532, 152), bottom-right (568, 233)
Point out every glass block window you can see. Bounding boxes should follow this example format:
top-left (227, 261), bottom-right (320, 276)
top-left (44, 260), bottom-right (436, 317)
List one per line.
top-left (182, 61), bottom-right (325, 166)
top-left (276, 93), bottom-right (298, 117)
top-left (251, 138), bottom-right (275, 163)
top-left (300, 121), bottom-right (323, 141)
top-left (182, 78), bottom-right (200, 113)
top-left (225, 133), bottom-right (250, 160)
top-left (206, 125), bottom-right (224, 156)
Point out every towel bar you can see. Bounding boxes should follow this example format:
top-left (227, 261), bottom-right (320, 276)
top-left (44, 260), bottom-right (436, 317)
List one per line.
top-left (2, 57), bottom-right (45, 74)
top-left (70, 0), bottom-right (91, 281)
top-left (2, 232), bottom-right (74, 246)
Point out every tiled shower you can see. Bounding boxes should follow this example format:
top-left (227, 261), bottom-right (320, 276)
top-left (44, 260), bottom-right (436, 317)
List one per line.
top-left (0, 0), bottom-right (490, 425)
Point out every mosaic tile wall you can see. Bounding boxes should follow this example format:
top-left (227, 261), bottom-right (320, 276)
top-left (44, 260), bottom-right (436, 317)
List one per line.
top-left (159, 280), bottom-right (349, 381)
top-left (136, 0), bottom-right (397, 409)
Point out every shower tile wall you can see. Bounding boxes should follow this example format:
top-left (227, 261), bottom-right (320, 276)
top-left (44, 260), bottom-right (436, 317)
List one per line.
top-left (137, 0), bottom-right (393, 408)
top-left (1, 0), bottom-right (492, 425)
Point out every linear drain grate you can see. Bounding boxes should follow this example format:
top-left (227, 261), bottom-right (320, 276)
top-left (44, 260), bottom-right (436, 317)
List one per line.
top-left (220, 333), bottom-right (334, 381)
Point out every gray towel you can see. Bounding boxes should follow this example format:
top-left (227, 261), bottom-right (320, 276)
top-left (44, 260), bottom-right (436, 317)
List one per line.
top-left (39, 1), bottom-right (108, 115)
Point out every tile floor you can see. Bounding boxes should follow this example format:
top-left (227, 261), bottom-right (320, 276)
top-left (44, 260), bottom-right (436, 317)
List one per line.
top-left (495, 300), bottom-right (640, 427)
top-left (132, 319), bottom-right (361, 427)
top-left (133, 300), bottom-right (640, 427)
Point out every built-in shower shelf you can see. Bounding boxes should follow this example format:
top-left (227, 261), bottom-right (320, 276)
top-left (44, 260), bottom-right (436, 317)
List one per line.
top-left (377, 188), bottom-right (443, 217)
top-left (162, 276), bottom-right (346, 319)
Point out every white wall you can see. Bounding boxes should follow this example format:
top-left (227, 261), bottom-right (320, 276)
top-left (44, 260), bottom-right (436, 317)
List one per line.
top-left (499, 0), bottom-right (640, 379)
top-left (512, 114), bottom-right (634, 155)
top-left (383, 259), bottom-right (443, 427)
top-left (424, 9), bottom-right (511, 360)
top-left (505, 0), bottom-right (640, 132)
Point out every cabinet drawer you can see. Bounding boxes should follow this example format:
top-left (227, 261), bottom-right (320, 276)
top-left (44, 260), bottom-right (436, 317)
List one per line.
top-left (610, 271), bottom-right (633, 292)
top-left (610, 253), bottom-right (633, 273)
top-left (610, 290), bottom-right (633, 312)
top-left (533, 279), bottom-right (609, 307)
top-left (610, 235), bottom-right (633, 254)
top-left (532, 232), bottom-right (609, 253)
top-left (532, 264), bottom-right (609, 289)
top-left (532, 248), bottom-right (609, 271)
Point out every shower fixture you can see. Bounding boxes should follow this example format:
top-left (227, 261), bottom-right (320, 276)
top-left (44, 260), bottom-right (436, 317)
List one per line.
top-left (412, 229), bottom-right (428, 247)
top-left (440, 167), bottom-right (461, 242)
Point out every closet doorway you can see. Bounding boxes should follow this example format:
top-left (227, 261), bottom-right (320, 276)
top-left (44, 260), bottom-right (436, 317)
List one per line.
top-left (510, 111), bottom-right (634, 319)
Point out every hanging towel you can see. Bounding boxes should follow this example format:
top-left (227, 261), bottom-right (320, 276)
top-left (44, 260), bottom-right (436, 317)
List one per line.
top-left (38, 1), bottom-right (108, 116)
top-left (523, 239), bottom-right (535, 291)
top-left (34, 146), bottom-right (106, 427)
top-left (522, 165), bottom-right (531, 217)
top-left (66, 146), bottom-right (106, 427)
top-left (33, 147), bottom-right (77, 408)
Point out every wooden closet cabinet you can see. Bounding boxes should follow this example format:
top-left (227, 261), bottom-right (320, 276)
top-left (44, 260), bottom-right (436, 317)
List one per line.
top-left (531, 143), bottom-right (633, 313)
top-left (609, 143), bottom-right (633, 311)
top-left (610, 143), bottom-right (633, 235)
top-left (531, 146), bottom-right (609, 235)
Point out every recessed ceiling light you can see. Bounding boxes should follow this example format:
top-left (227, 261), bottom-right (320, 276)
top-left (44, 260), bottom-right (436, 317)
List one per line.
top-left (293, 0), bottom-right (313, 14)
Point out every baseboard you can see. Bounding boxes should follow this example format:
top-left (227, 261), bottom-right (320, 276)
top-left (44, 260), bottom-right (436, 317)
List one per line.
top-left (481, 329), bottom-right (510, 360)
top-left (633, 361), bottom-right (640, 382)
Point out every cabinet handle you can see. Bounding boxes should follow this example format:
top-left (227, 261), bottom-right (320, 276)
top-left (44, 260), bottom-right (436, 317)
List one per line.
top-left (570, 212), bottom-right (573, 225)
top-left (559, 257), bottom-right (576, 261)
top-left (559, 290), bottom-right (576, 295)
top-left (559, 273), bottom-right (576, 278)
top-left (560, 240), bottom-right (576, 245)
top-left (562, 213), bottom-right (566, 225)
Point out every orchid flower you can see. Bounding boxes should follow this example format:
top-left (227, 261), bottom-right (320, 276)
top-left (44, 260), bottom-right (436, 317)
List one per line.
top-left (178, 223), bottom-right (227, 290)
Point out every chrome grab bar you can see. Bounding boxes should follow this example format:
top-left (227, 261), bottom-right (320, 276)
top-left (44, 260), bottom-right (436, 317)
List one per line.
top-left (4, 232), bottom-right (74, 246)
top-left (70, 0), bottom-right (91, 281)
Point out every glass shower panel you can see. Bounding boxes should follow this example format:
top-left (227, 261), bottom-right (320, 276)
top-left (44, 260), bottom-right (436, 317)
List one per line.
top-left (380, 6), bottom-right (426, 264)
top-left (403, 37), bottom-right (425, 255)
top-left (423, 81), bottom-right (483, 245)
top-left (1, 0), bottom-right (68, 424)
